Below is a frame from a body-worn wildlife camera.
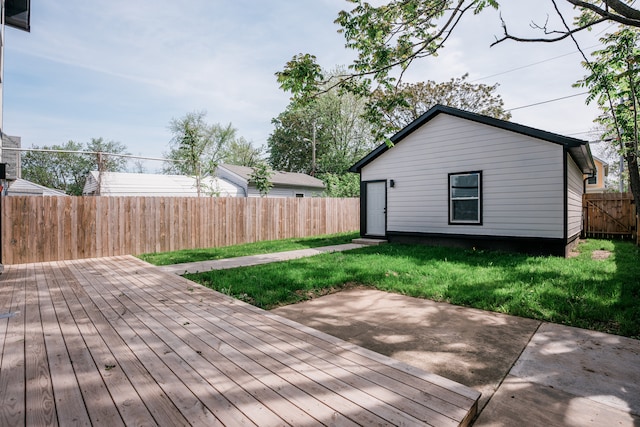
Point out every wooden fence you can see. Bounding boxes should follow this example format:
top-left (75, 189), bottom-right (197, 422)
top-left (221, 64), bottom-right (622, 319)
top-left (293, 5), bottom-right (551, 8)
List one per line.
top-left (0, 196), bottom-right (360, 265)
top-left (582, 193), bottom-right (637, 242)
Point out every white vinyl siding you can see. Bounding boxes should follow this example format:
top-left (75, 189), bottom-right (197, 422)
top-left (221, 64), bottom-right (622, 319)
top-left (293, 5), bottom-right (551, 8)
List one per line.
top-left (82, 172), bottom-right (244, 197)
top-left (246, 186), bottom-right (321, 198)
top-left (566, 155), bottom-right (584, 239)
top-left (361, 114), bottom-right (565, 239)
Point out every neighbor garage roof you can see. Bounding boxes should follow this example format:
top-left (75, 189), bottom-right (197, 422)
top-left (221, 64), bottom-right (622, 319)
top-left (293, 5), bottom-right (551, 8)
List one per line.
top-left (218, 164), bottom-right (325, 189)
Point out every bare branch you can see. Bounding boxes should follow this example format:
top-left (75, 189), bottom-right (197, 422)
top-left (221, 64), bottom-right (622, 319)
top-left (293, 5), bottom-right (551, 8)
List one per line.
top-left (491, 13), bottom-right (607, 47)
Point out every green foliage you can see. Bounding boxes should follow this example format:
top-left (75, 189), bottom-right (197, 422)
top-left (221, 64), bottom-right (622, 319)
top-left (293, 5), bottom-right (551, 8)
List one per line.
top-left (276, 2), bottom-right (502, 138)
top-left (573, 2), bottom-right (640, 30)
top-left (335, 1), bottom-right (497, 82)
top-left (575, 27), bottom-right (640, 214)
top-left (165, 111), bottom-right (252, 196)
top-left (221, 138), bottom-right (264, 167)
top-left (164, 111), bottom-right (237, 176)
top-left (21, 138), bottom-right (129, 196)
top-left (269, 70), bottom-right (376, 182)
top-left (371, 74), bottom-right (511, 131)
top-left (275, 53), bottom-right (324, 104)
top-left (318, 172), bottom-right (360, 197)
top-left (250, 162), bottom-right (274, 197)
top-left (87, 138), bottom-right (129, 172)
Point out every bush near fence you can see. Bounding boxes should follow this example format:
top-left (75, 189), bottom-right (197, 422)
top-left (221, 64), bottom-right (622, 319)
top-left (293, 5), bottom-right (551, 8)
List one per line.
top-left (0, 197), bottom-right (360, 264)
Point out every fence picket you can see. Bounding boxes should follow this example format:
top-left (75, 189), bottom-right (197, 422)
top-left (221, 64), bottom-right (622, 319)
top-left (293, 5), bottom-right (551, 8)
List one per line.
top-left (1, 196), bottom-right (360, 264)
top-left (582, 193), bottom-right (636, 240)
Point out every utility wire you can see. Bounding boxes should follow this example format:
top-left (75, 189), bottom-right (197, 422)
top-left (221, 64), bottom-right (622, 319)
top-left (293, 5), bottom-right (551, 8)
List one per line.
top-left (506, 91), bottom-right (589, 112)
top-left (471, 43), bottom-right (602, 83)
top-left (0, 146), bottom-right (184, 163)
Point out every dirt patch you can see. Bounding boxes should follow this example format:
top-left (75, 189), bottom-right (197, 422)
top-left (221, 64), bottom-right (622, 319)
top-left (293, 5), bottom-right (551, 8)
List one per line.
top-left (289, 283), bottom-right (369, 305)
top-left (591, 250), bottom-right (612, 260)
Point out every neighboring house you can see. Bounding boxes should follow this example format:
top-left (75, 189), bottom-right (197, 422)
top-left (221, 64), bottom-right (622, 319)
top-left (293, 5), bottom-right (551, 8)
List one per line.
top-left (349, 105), bottom-right (595, 257)
top-left (585, 155), bottom-right (609, 193)
top-left (215, 164), bottom-right (325, 197)
top-left (82, 171), bottom-right (243, 197)
top-left (5, 178), bottom-right (68, 196)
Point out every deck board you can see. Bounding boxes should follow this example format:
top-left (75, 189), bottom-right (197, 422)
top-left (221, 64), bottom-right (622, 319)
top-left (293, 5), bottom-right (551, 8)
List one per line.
top-left (0, 261), bottom-right (26, 426)
top-left (0, 255), bottom-right (480, 426)
top-left (25, 263), bottom-right (56, 426)
top-left (115, 257), bottom-right (455, 426)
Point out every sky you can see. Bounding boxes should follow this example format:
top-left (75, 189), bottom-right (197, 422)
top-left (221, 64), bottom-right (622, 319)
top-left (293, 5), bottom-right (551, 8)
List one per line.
top-left (3, 0), bottom-right (615, 171)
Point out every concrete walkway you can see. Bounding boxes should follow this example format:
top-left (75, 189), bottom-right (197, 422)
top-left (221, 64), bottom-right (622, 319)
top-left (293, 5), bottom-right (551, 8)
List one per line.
top-left (163, 244), bottom-right (640, 425)
top-left (274, 290), bottom-right (640, 426)
top-left (157, 243), bottom-right (366, 275)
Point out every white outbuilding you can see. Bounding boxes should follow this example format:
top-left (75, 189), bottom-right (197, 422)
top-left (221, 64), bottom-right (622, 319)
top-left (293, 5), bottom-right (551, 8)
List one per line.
top-left (82, 172), bottom-right (243, 197)
top-left (349, 105), bottom-right (596, 257)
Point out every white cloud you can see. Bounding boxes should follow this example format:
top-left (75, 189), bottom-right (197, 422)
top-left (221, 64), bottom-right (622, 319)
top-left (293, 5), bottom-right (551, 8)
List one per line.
top-left (2, 0), bottom-right (611, 161)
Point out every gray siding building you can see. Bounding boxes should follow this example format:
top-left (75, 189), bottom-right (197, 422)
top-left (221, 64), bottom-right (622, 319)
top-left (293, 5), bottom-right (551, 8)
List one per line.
top-left (349, 105), bottom-right (595, 257)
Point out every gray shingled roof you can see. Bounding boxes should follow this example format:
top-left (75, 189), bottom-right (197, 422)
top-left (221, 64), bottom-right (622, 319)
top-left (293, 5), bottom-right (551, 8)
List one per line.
top-left (218, 164), bottom-right (325, 189)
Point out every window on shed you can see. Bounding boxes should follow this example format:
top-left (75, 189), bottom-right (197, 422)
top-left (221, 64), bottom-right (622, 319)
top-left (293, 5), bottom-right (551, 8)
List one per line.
top-left (587, 166), bottom-right (598, 185)
top-left (295, 193), bottom-right (304, 198)
top-left (449, 172), bottom-right (482, 224)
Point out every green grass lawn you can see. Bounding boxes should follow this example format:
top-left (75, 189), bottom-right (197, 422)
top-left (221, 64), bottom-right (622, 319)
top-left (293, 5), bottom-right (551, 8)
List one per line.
top-left (185, 239), bottom-right (640, 339)
top-left (138, 232), bottom-right (359, 265)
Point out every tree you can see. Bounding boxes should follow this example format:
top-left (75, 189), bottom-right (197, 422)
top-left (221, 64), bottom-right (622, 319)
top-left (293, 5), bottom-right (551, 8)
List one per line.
top-left (269, 74), bottom-right (377, 177)
top-left (164, 111), bottom-right (238, 196)
top-left (319, 172), bottom-right (361, 197)
top-left (277, 0), bottom-right (640, 206)
top-left (249, 162), bottom-right (274, 197)
top-left (87, 137), bottom-right (129, 174)
top-left (371, 74), bottom-right (511, 132)
top-left (164, 111), bottom-right (235, 175)
top-left (332, 1), bottom-right (640, 87)
top-left (221, 138), bottom-right (264, 167)
top-left (21, 138), bottom-right (129, 196)
top-left (575, 27), bottom-right (640, 214)
top-left (277, 1), bottom-right (640, 106)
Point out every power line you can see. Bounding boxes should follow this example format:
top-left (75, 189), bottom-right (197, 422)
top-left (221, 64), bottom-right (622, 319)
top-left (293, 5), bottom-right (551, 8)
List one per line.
top-left (471, 44), bottom-right (602, 83)
top-left (0, 146), bottom-right (183, 163)
top-left (506, 91), bottom-right (589, 112)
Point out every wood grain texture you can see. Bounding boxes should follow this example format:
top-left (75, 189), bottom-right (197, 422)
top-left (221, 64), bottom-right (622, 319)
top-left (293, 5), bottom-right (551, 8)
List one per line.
top-left (0, 256), bottom-right (479, 426)
top-left (1, 197), bottom-right (359, 264)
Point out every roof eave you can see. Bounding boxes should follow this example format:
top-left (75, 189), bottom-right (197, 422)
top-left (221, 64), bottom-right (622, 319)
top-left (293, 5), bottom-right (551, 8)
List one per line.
top-left (349, 104), bottom-right (592, 173)
top-left (569, 143), bottom-right (596, 174)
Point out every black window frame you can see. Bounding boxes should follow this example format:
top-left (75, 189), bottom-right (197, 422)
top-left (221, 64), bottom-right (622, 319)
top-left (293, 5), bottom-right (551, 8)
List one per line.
top-left (448, 171), bottom-right (483, 225)
top-left (587, 165), bottom-right (598, 185)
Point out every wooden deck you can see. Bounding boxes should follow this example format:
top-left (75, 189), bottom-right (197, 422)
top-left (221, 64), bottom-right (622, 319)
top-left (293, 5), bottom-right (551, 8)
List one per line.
top-left (0, 255), bottom-right (480, 426)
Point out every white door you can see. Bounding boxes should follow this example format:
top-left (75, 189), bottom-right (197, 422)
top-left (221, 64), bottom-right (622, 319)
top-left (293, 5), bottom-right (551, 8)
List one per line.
top-left (366, 181), bottom-right (386, 236)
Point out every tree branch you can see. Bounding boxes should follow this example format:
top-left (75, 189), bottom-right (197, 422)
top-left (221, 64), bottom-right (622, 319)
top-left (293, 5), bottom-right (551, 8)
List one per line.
top-left (491, 13), bottom-right (607, 46)
top-left (566, 0), bottom-right (640, 25)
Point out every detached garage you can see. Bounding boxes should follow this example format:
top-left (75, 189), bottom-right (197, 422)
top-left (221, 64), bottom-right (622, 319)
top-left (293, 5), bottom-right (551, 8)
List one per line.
top-left (349, 105), bottom-right (596, 257)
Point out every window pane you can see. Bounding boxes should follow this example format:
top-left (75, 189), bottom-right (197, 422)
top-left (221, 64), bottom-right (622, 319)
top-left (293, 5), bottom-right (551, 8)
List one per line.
top-left (452, 200), bottom-right (479, 221)
top-left (587, 166), bottom-right (597, 185)
top-left (451, 174), bottom-right (478, 188)
top-left (452, 187), bottom-right (478, 198)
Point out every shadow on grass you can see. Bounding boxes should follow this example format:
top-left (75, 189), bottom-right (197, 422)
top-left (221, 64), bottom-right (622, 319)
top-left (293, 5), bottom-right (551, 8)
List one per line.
top-left (188, 239), bottom-right (640, 339)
